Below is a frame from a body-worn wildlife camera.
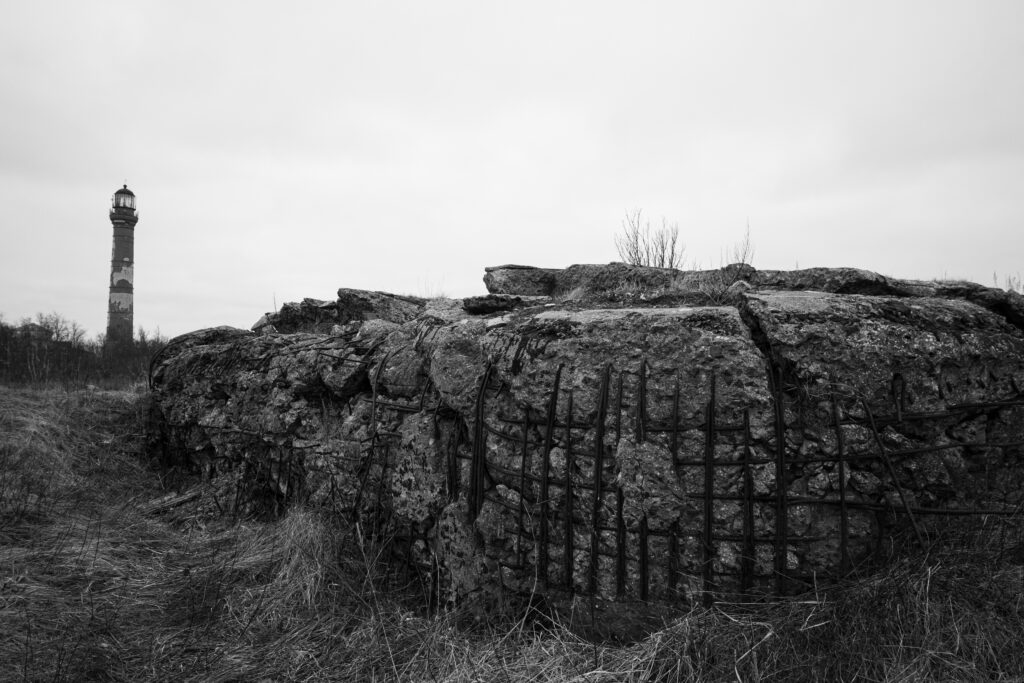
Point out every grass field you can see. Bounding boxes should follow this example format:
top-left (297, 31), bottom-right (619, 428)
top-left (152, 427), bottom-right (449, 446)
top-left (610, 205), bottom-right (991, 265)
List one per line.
top-left (2, 386), bottom-right (1023, 682)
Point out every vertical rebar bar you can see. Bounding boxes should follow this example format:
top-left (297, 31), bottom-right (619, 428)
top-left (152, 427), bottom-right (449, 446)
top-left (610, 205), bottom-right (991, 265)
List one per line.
top-left (538, 365), bottom-right (562, 589)
top-left (418, 378), bottom-right (429, 412)
top-left (374, 442), bottom-right (391, 538)
top-left (671, 379), bottom-right (681, 467)
top-left (702, 372), bottom-right (717, 606)
top-left (446, 425), bottom-right (460, 502)
top-left (861, 398), bottom-right (925, 545)
top-left (639, 515), bottom-right (649, 601)
top-left (517, 410), bottom-right (530, 567)
top-left (891, 373), bottom-right (905, 424)
top-left (615, 488), bottom-right (626, 597)
top-left (352, 440), bottom-right (372, 525)
top-left (469, 364), bottom-right (492, 521)
top-left (831, 395), bottom-right (850, 573)
top-left (636, 358), bottom-right (648, 443)
top-left (427, 527), bottom-right (439, 617)
top-left (589, 363), bottom-right (611, 595)
top-left (771, 365), bottom-right (788, 595)
top-left (563, 389), bottom-right (575, 591)
top-left (404, 532), bottom-right (415, 584)
top-left (370, 364), bottom-right (380, 435)
top-left (668, 522), bottom-right (680, 597)
top-left (740, 409), bottom-right (756, 592)
top-left (615, 371), bottom-right (624, 444)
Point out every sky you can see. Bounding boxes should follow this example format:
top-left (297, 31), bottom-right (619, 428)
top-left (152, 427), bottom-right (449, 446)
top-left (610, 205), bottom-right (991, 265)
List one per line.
top-left (1, 1), bottom-right (1022, 339)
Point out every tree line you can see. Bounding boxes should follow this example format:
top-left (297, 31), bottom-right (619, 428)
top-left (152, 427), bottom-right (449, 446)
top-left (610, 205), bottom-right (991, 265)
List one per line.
top-left (0, 312), bottom-right (167, 386)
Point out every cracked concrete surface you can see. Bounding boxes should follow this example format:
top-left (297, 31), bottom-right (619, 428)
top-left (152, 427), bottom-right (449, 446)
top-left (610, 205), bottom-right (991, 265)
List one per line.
top-left (147, 263), bottom-right (1024, 622)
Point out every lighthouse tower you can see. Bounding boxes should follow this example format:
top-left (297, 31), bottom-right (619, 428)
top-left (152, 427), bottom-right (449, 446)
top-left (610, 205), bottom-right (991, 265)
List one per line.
top-left (106, 184), bottom-right (138, 348)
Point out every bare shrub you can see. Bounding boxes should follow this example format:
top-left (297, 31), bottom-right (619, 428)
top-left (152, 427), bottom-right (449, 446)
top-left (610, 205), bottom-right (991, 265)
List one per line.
top-left (725, 221), bottom-right (756, 266)
top-left (684, 224), bottom-right (758, 305)
top-left (614, 210), bottom-right (685, 269)
top-left (994, 271), bottom-right (1022, 293)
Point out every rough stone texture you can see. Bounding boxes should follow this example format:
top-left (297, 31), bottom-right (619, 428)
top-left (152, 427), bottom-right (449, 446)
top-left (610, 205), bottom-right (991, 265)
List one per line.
top-left (150, 265), bottom-right (1024, 620)
top-left (336, 288), bottom-right (426, 325)
top-left (461, 294), bottom-right (549, 315)
top-left (552, 262), bottom-right (682, 298)
top-left (252, 298), bottom-right (341, 334)
top-left (741, 291), bottom-right (1024, 408)
top-left (483, 265), bottom-right (560, 296)
top-left (490, 262), bottom-right (1024, 328)
top-left (253, 291), bottom-right (426, 334)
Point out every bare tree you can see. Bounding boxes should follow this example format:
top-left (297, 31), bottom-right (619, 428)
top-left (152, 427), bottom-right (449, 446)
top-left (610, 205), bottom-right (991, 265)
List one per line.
top-left (614, 210), bottom-right (685, 269)
top-left (726, 220), bottom-right (756, 266)
top-left (34, 311), bottom-right (73, 342)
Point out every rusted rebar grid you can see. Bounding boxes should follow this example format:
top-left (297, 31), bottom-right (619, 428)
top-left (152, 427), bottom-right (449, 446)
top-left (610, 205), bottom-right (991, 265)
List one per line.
top-left (168, 355), bottom-right (1024, 605)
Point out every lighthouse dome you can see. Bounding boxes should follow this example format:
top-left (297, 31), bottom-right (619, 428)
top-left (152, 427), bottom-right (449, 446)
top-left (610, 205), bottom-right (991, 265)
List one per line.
top-left (112, 184), bottom-right (136, 211)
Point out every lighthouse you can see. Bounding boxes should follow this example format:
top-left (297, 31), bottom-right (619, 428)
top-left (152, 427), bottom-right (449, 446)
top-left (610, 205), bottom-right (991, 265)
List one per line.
top-left (106, 184), bottom-right (138, 348)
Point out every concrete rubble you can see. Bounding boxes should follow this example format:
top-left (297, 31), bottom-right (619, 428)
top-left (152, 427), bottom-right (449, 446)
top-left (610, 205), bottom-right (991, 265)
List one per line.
top-left (148, 263), bottom-right (1024, 618)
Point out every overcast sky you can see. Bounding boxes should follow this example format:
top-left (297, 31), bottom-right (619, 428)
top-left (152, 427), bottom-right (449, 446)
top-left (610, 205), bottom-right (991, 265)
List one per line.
top-left (1, 1), bottom-right (1022, 339)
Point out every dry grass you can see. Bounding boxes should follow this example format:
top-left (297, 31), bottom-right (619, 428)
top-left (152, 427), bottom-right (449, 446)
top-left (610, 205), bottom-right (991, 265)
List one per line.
top-left (1, 386), bottom-right (1023, 681)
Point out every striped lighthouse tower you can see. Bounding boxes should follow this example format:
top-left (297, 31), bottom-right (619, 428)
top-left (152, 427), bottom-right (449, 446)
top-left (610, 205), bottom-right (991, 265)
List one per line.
top-left (106, 184), bottom-right (138, 348)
